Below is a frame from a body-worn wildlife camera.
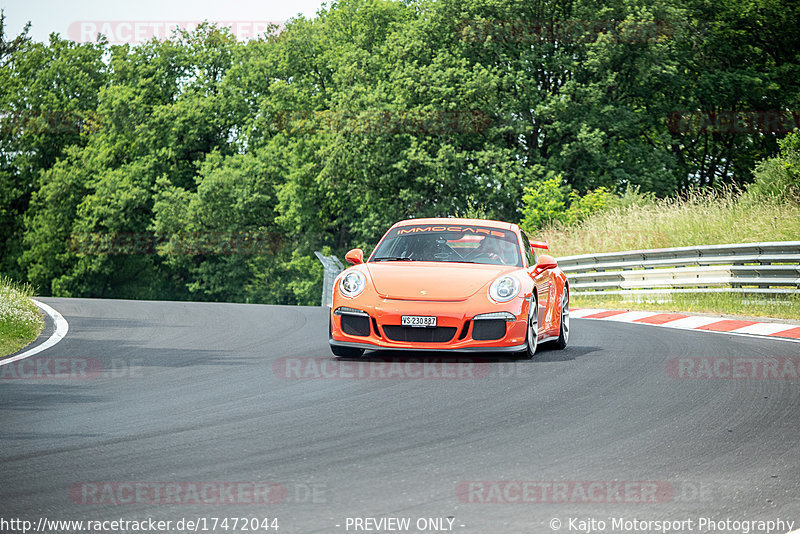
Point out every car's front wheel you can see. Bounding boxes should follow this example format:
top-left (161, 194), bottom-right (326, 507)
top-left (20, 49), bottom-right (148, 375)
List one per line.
top-left (331, 344), bottom-right (364, 358)
top-left (518, 293), bottom-right (539, 359)
top-left (552, 286), bottom-right (569, 350)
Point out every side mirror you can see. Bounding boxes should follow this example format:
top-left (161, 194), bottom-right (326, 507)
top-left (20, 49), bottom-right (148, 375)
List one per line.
top-left (345, 248), bottom-right (364, 265)
top-left (532, 254), bottom-right (557, 275)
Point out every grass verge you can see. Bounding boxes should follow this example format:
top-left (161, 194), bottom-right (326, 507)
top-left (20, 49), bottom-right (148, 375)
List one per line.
top-left (542, 191), bottom-right (800, 257)
top-left (538, 190), bottom-right (800, 320)
top-left (0, 277), bottom-right (45, 357)
top-left (572, 293), bottom-right (800, 322)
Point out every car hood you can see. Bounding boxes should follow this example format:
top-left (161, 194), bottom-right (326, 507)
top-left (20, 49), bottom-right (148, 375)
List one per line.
top-left (366, 262), bottom-right (515, 301)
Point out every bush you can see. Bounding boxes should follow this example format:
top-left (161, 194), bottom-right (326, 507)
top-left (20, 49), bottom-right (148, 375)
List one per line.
top-left (566, 187), bottom-right (618, 223)
top-left (520, 175), bottom-right (569, 232)
top-left (522, 178), bottom-right (655, 232)
top-left (747, 130), bottom-right (800, 204)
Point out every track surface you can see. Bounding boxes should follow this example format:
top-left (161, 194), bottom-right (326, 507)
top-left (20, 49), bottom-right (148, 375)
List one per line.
top-left (1, 298), bottom-right (799, 533)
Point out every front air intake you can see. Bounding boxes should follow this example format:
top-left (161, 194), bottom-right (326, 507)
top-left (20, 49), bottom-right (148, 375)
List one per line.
top-left (341, 314), bottom-right (371, 336)
top-left (471, 319), bottom-right (506, 341)
top-left (382, 326), bottom-right (457, 343)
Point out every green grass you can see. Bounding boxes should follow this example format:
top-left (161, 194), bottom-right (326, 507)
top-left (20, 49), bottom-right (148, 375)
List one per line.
top-left (542, 190), bottom-right (800, 257)
top-left (572, 293), bottom-right (800, 321)
top-left (0, 278), bottom-right (45, 357)
top-left (537, 190), bottom-right (800, 320)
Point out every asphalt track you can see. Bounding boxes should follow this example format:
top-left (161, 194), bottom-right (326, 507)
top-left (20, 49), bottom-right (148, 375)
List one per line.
top-left (1, 298), bottom-right (799, 534)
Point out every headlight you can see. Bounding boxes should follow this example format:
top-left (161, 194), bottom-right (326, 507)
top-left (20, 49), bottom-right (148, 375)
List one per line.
top-left (339, 270), bottom-right (366, 297)
top-left (489, 275), bottom-right (520, 303)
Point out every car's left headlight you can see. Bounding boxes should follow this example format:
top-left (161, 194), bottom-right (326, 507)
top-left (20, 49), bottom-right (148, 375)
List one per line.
top-left (339, 270), bottom-right (366, 297)
top-left (489, 275), bottom-right (520, 303)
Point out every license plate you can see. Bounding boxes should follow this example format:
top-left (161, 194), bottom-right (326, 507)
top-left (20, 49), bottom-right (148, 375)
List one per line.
top-left (401, 315), bottom-right (437, 328)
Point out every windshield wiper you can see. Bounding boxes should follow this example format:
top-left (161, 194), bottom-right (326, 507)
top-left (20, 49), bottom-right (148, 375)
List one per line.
top-left (372, 256), bottom-right (416, 262)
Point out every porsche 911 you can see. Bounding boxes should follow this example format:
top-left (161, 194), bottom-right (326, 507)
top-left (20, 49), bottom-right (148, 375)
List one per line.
top-left (329, 218), bottom-right (569, 358)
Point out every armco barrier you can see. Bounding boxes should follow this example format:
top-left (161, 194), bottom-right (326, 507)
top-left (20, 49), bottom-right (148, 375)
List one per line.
top-left (557, 241), bottom-right (800, 297)
top-left (317, 242), bottom-right (800, 305)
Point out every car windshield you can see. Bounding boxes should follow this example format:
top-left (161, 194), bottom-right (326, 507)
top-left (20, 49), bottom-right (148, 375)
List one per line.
top-left (370, 225), bottom-right (522, 266)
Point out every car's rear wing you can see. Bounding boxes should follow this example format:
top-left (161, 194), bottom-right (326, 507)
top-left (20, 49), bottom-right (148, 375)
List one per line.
top-left (530, 240), bottom-right (549, 251)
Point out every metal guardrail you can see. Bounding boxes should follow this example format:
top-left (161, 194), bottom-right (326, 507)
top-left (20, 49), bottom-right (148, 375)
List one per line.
top-left (316, 242), bottom-right (800, 305)
top-left (314, 251), bottom-right (345, 307)
top-left (557, 241), bottom-right (800, 296)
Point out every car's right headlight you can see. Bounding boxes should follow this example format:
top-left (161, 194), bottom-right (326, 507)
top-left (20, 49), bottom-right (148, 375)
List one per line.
top-left (339, 270), bottom-right (366, 297)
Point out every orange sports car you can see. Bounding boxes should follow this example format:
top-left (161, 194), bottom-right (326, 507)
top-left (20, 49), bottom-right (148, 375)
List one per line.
top-left (328, 218), bottom-right (570, 358)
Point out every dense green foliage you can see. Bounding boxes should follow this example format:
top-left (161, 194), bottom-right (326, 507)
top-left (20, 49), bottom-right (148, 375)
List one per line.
top-left (1, 0), bottom-right (799, 304)
top-left (746, 131), bottom-right (800, 204)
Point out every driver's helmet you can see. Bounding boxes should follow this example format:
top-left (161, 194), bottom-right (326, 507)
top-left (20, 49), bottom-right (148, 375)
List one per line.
top-left (414, 235), bottom-right (440, 261)
top-left (476, 237), bottom-right (504, 263)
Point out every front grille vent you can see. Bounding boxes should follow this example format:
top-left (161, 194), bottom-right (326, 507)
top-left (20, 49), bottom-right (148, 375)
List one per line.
top-left (341, 315), bottom-right (371, 337)
top-left (382, 326), bottom-right (457, 343)
top-left (472, 319), bottom-right (506, 341)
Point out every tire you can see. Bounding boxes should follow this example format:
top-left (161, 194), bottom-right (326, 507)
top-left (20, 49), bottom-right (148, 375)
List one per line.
top-left (331, 344), bottom-right (364, 358)
top-left (518, 293), bottom-right (539, 359)
top-left (551, 286), bottom-right (570, 350)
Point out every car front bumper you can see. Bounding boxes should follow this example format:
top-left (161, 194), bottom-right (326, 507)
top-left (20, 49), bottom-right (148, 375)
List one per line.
top-left (329, 297), bottom-right (531, 353)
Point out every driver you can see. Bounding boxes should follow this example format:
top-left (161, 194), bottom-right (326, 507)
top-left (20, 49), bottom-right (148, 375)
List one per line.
top-left (470, 237), bottom-right (506, 264)
top-left (412, 235), bottom-right (447, 261)
top-left (430, 234), bottom-right (454, 260)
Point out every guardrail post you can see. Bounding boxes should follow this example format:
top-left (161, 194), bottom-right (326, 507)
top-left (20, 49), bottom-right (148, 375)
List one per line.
top-left (315, 251), bottom-right (345, 307)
